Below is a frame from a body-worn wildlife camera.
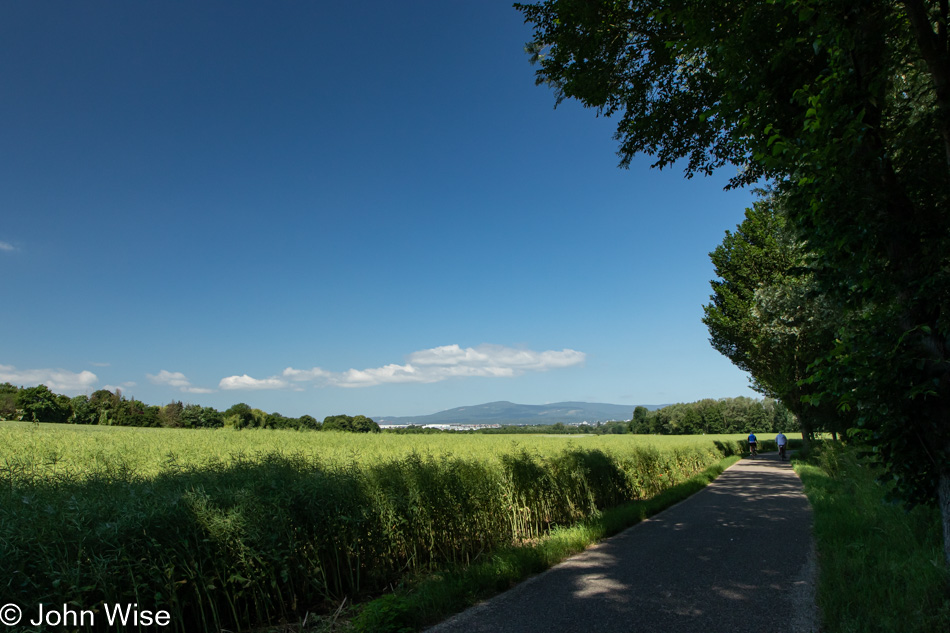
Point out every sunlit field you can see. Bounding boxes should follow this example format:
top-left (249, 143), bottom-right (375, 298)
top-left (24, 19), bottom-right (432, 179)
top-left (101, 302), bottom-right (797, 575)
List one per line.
top-left (0, 422), bottom-right (747, 632)
top-left (0, 420), bottom-right (750, 479)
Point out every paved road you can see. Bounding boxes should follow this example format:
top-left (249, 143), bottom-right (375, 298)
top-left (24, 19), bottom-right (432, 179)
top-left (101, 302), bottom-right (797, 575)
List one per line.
top-left (427, 453), bottom-right (817, 633)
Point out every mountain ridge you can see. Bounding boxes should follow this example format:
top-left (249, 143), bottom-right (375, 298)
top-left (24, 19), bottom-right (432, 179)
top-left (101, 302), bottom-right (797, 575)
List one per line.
top-left (377, 400), bottom-right (665, 426)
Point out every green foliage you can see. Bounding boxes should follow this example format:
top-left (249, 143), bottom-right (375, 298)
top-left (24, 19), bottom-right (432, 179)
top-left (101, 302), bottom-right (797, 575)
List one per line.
top-left (16, 384), bottom-right (70, 423)
top-left (0, 382), bottom-right (19, 419)
top-left (323, 414), bottom-right (381, 433)
top-left (114, 398), bottom-right (161, 427)
top-left (160, 400), bottom-right (185, 427)
top-left (631, 405), bottom-right (650, 430)
top-left (69, 394), bottom-right (97, 424)
top-left (298, 414), bottom-right (321, 430)
top-left (352, 455), bottom-right (741, 633)
top-left (516, 0), bottom-right (950, 558)
top-left (181, 403), bottom-right (224, 429)
top-left (89, 389), bottom-right (121, 425)
top-left (703, 196), bottom-right (843, 440)
top-left (0, 383), bottom-right (347, 439)
top-left (796, 444), bottom-right (950, 633)
top-left (630, 396), bottom-right (794, 436)
top-left (0, 425), bottom-right (743, 632)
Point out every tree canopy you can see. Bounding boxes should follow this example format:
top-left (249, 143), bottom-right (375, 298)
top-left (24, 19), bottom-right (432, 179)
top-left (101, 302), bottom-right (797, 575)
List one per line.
top-left (321, 414), bottom-right (381, 433)
top-left (0, 385), bottom-right (366, 433)
top-left (517, 0), bottom-right (950, 564)
top-left (703, 195), bottom-right (844, 442)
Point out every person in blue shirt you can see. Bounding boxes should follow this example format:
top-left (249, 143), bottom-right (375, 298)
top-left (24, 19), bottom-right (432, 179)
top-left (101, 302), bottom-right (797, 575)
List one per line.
top-left (776, 432), bottom-right (788, 460)
top-left (748, 432), bottom-right (758, 457)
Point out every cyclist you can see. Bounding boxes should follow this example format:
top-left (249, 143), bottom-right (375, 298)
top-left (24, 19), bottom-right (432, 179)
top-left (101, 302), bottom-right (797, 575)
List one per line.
top-left (776, 431), bottom-right (788, 460)
top-left (748, 432), bottom-right (758, 457)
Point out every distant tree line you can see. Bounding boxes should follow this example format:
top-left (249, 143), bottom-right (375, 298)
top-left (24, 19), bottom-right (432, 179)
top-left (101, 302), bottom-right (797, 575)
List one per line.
top-left (0, 382), bottom-right (379, 432)
top-left (385, 397), bottom-right (795, 436)
top-left (628, 397), bottom-right (794, 435)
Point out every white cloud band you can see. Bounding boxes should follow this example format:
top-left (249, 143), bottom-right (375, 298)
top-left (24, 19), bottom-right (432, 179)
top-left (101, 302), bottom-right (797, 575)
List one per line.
top-left (147, 370), bottom-right (213, 394)
top-left (218, 344), bottom-right (586, 391)
top-left (219, 374), bottom-right (289, 390)
top-left (0, 364), bottom-right (98, 393)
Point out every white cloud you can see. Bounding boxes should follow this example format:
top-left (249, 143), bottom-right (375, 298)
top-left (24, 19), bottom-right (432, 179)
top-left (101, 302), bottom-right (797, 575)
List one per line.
top-left (0, 241), bottom-right (16, 252)
top-left (219, 374), bottom-right (289, 390)
top-left (0, 364), bottom-right (98, 393)
top-left (282, 367), bottom-right (332, 381)
top-left (273, 344), bottom-right (586, 389)
top-left (148, 370), bottom-right (213, 394)
top-left (407, 344), bottom-right (585, 372)
top-left (101, 382), bottom-right (139, 395)
top-left (148, 370), bottom-right (190, 388)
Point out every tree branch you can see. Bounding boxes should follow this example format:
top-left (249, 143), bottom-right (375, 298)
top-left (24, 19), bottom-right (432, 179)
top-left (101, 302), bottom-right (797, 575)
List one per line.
top-left (902, 0), bottom-right (950, 169)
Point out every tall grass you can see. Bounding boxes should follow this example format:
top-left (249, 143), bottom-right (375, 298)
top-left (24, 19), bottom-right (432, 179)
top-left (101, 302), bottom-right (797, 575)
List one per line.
top-left (353, 455), bottom-right (741, 633)
top-left (795, 443), bottom-right (950, 633)
top-left (0, 423), bottom-right (745, 632)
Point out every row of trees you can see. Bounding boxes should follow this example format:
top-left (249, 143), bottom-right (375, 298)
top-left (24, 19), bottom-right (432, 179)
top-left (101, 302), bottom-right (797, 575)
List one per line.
top-left (516, 0), bottom-right (950, 564)
top-left (0, 382), bottom-right (379, 432)
top-left (629, 397), bottom-right (794, 435)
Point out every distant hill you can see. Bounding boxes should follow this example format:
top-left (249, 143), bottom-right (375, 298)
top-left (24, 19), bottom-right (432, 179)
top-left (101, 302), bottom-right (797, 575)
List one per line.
top-left (377, 401), bottom-right (665, 426)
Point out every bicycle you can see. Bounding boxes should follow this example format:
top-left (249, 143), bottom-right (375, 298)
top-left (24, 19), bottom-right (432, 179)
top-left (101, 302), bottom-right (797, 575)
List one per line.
top-left (778, 444), bottom-right (787, 461)
top-left (749, 442), bottom-right (758, 458)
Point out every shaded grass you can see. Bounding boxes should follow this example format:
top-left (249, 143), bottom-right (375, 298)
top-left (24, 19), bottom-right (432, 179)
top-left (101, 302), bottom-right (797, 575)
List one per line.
top-left (795, 444), bottom-right (950, 633)
top-left (351, 455), bottom-right (741, 633)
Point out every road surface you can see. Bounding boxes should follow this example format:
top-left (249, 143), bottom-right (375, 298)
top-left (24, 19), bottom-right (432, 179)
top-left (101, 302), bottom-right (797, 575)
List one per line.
top-left (426, 453), bottom-right (818, 633)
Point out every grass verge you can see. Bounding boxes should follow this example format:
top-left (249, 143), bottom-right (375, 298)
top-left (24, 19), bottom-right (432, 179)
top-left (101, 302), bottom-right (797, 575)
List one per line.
top-left (794, 444), bottom-right (949, 633)
top-left (349, 454), bottom-right (741, 633)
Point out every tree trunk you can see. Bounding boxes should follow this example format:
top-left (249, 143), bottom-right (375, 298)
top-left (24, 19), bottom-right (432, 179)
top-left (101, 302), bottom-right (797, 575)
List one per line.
top-left (940, 452), bottom-right (950, 570)
top-left (902, 0), bottom-right (950, 171)
top-left (798, 413), bottom-right (813, 452)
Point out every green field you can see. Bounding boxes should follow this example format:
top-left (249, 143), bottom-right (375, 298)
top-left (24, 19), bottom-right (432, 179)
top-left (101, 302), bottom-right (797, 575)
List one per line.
top-left (0, 422), bottom-right (748, 631)
top-left (0, 420), bottom-right (753, 475)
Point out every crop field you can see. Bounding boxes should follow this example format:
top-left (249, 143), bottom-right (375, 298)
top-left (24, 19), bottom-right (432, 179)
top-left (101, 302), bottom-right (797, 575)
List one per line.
top-left (1, 423), bottom-right (747, 631)
top-left (0, 421), bottom-right (751, 476)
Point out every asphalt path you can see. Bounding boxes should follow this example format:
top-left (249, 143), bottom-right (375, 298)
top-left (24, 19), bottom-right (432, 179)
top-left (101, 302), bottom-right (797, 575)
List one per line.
top-left (426, 453), bottom-right (818, 633)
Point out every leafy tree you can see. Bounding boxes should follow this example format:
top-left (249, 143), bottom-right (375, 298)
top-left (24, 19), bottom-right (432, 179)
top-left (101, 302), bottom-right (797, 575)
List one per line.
top-left (16, 385), bottom-right (69, 423)
top-left (199, 406), bottom-right (224, 429)
top-left (89, 389), bottom-right (120, 425)
top-left (115, 398), bottom-right (160, 427)
top-left (765, 398), bottom-right (797, 434)
top-left (517, 0), bottom-right (950, 563)
top-left (180, 404), bottom-right (224, 429)
top-left (322, 414), bottom-right (381, 433)
top-left (250, 408), bottom-right (268, 428)
top-left (223, 403), bottom-right (255, 429)
top-left (69, 395), bottom-right (97, 425)
top-left (159, 401), bottom-right (185, 428)
top-left (702, 196), bottom-right (841, 445)
top-left (180, 403), bottom-right (202, 428)
top-left (321, 415), bottom-right (349, 432)
top-left (298, 414), bottom-right (321, 430)
top-left (0, 382), bottom-right (18, 419)
top-left (696, 399), bottom-right (725, 434)
top-left (630, 406), bottom-right (651, 433)
top-left (263, 411), bottom-right (299, 430)
top-left (352, 415), bottom-right (381, 433)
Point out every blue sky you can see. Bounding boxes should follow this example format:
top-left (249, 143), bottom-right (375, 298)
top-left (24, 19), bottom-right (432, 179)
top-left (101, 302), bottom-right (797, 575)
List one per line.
top-left (1, 1), bottom-right (760, 418)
